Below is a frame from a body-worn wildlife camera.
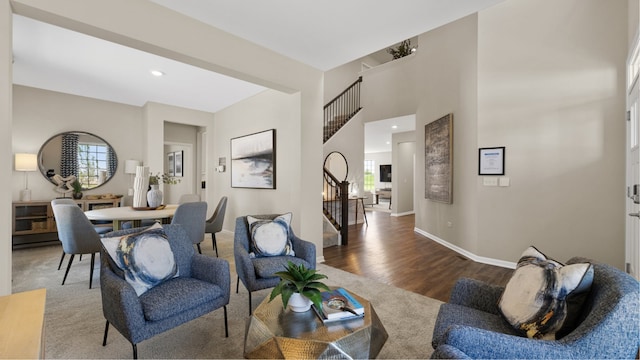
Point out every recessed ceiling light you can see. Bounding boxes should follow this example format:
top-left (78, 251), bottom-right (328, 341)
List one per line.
top-left (391, 125), bottom-right (398, 129)
top-left (150, 70), bottom-right (164, 77)
top-left (386, 141), bottom-right (391, 145)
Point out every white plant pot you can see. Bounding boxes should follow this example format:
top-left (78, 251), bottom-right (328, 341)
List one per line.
top-left (288, 293), bottom-right (313, 312)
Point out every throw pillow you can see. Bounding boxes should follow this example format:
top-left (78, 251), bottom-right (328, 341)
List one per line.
top-left (498, 246), bottom-right (593, 340)
top-left (247, 213), bottom-right (295, 257)
top-left (101, 223), bottom-right (178, 296)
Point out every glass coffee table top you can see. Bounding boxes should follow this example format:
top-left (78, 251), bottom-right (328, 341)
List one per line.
top-left (244, 288), bottom-right (388, 359)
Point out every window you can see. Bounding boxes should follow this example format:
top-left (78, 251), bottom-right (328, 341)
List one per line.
top-left (364, 160), bottom-right (375, 191)
top-left (629, 38), bottom-right (640, 90)
top-left (77, 142), bottom-right (109, 188)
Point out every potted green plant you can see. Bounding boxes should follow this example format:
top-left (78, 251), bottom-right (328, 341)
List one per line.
top-left (387, 39), bottom-right (415, 59)
top-left (269, 261), bottom-right (330, 312)
top-left (71, 179), bottom-right (83, 199)
top-left (149, 172), bottom-right (180, 185)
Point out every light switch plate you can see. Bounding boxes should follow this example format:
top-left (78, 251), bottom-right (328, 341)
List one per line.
top-left (499, 177), bottom-right (510, 187)
top-left (483, 177), bottom-right (498, 186)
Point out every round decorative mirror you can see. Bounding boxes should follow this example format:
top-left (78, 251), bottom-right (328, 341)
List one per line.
top-left (324, 151), bottom-right (348, 182)
top-left (38, 131), bottom-right (118, 190)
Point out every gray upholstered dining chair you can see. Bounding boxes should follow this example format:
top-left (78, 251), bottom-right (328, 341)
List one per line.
top-left (100, 224), bottom-right (230, 359)
top-left (171, 201), bottom-right (207, 254)
top-left (205, 196), bottom-right (227, 257)
top-left (52, 199), bottom-right (113, 271)
top-left (51, 203), bottom-right (102, 288)
top-left (234, 214), bottom-right (316, 314)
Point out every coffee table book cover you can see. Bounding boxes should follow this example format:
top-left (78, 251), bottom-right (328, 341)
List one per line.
top-left (313, 288), bottom-right (365, 323)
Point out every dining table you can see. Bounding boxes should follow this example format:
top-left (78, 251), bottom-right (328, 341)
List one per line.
top-left (84, 204), bottom-right (178, 230)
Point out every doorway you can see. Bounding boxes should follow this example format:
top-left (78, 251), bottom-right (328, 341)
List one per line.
top-left (626, 33), bottom-right (640, 280)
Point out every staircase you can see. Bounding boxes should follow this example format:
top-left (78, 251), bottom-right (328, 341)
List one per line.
top-left (324, 76), bottom-right (363, 143)
top-left (322, 76), bottom-right (363, 246)
top-left (323, 168), bottom-right (349, 246)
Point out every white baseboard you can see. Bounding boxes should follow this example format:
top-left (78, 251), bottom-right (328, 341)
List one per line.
top-left (413, 228), bottom-right (516, 269)
top-left (391, 211), bottom-right (415, 217)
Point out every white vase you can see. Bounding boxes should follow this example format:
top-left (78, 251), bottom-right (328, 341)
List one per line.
top-left (133, 166), bottom-right (149, 208)
top-left (147, 184), bottom-right (163, 208)
top-left (288, 293), bottom-right (313, 312)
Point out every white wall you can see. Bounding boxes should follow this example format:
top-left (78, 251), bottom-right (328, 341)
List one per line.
top-left (361, 55), bottom-right (419, 123)
top-left (211, 90), bottom-right (311, 236)
top-left (476, 0), bottom-right (627, 266)
top-left (414, 14), bottom-right (480, 259)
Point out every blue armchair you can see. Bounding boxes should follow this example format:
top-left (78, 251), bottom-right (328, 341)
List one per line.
top-left (431, 258), bottom-right (640, 359)
top-left (234, 214), bottom-right (316, 314)
top-left (100, 224), bottom-right (230, 359)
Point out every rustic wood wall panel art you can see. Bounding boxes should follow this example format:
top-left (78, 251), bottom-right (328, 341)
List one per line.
top-left (425, 113), bottom-right (453, 204)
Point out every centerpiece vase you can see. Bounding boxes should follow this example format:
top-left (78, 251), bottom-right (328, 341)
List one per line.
top-left (147, 184), bottom-right (163, 208)
top-left (288, 293), bottom-right (313, 312)
top-left (133, 166), bottom-right (149, 208)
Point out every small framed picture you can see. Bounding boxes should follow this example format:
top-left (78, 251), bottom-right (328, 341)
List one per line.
top-left (478, 147), bottom-right (505, 175)
top-left (167, 152), bottom-right (175, 176)
top-left (174, 151), bottom-right (183, 177)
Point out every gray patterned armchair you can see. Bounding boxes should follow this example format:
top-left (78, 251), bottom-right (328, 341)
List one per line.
top-left (431, 258), bottom-right (640, 359)
top-left (234, 214), bottom-right (316, 314)
top-left (100, 224), bottom-right (230, 359)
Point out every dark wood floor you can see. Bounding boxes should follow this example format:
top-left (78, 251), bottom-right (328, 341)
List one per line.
top-left (323, 209), bottom-right (514, 302)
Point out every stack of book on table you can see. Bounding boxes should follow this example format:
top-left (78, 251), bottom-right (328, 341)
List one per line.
top-left (312, 288), bottom-right (365, 323)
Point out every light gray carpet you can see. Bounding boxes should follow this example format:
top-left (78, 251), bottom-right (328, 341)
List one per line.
top-left (11, 232), bottom-right (442, 359)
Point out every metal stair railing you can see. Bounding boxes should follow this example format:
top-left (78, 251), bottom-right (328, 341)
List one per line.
top-left (323, 76), bottom-right (362, 143)
top-left (323, 167), bottom-right (349, 245)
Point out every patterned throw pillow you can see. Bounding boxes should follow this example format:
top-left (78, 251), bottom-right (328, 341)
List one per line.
top-left (101, 223), bottom-right (178, 296)
top-left (247, 213), bottom-right (295, 257)
top-left (498, 246), bottom-right (593, 340)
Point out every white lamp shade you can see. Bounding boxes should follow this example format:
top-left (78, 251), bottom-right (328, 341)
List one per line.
top-left (124, 160), bottom-right (141, 174)
top-left (15, 153), bottom-right (37, 171)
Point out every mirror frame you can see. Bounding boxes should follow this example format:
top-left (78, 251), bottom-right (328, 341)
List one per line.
top-left (38, 131), bottom-right (118, 191)
top-left (324, 151), bottom-right (348, 182)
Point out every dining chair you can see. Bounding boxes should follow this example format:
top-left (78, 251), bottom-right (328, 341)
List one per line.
top-left (171, 201), bottom-right (208, 254)
top-left (178, 193), bottom-right (200, 204)
top-left (51, 203), bottom-right (102, 288)
top-left (205, 196), bottom-right (227, 257)
top-left (51, 199), bottom-right (112, 271)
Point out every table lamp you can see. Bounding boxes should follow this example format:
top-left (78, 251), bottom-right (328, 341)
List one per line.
top-left (15, 153), bottom-right (38, 202)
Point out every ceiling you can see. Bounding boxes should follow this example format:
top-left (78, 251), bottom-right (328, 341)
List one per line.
top-left (11, 0), bottom-right (504, 150)
top-left (365, 115), bottom-right (416, 154)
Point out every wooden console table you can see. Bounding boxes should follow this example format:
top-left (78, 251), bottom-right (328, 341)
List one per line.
top-left (12, 198), bottom-right (122, 248)
top-left (0, 288), bottom-right (46, 359)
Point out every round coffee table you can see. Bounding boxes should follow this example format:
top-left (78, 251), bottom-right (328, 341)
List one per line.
top-left (244, 288), bottom-right (388, 359)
